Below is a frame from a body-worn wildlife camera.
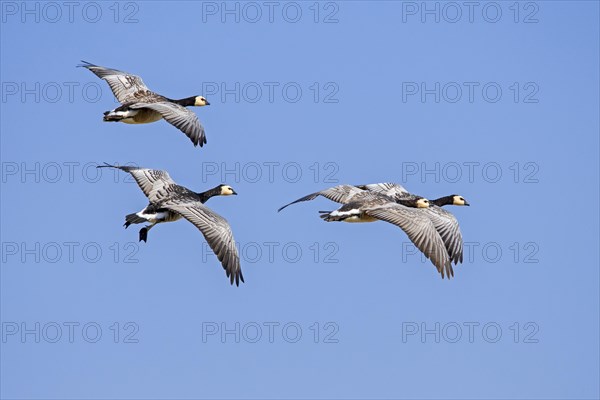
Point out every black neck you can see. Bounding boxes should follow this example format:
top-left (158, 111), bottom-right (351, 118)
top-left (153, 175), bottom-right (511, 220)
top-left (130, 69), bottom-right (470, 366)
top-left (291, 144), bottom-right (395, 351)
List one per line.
top-left (431, 195), bottom-right (454, 207)
top-left (197, 186), bottom-right (222, 203)
top-left (172, 96), bottom-right (196, 107)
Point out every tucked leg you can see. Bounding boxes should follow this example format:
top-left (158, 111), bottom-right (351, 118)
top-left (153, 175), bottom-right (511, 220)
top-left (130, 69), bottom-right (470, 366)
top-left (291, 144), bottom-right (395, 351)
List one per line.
top-left (139, 223), bottom-right (157, 243)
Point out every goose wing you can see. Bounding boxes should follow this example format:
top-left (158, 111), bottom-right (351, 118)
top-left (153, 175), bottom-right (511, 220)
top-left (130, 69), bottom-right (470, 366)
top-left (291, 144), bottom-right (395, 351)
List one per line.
top-left (424, 206), bottom-right (464, 265)
top-left (356, 182), bottom-right (410, 198)
top-left (129, 102), bottom-right (206, 147)
top-left (365, 204), bottom-right (453, 278)
top-left (278, 185), bottom-right (365, 212)
top-left (79, 61), bottom-right (151, 104)
top-left (161, 200), bottom-right (243, 286)
top-left (97, 164), bottom-right (176, 198)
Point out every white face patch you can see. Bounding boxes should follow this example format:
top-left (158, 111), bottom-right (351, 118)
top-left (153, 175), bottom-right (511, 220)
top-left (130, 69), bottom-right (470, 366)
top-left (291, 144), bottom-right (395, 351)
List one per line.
top-left (454, 196), bottom-right (466, 206)
top-left (220, 186), bottom-right (235, 195)
top-left (195, 96), bottom-right (209, 106)
top-left (416, 199), bottom-right (430, 208)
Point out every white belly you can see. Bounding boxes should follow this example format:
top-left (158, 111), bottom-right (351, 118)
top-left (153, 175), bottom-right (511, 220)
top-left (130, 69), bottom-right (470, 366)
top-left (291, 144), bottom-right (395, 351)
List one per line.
top-left (343, 215), bottom-right (378, 223)
top-left (137, 210), bottom-right (181, 223)
top-left (122, 109), bottom-right (163, 124)
top-left (330, 209), bottom-right (378, 223)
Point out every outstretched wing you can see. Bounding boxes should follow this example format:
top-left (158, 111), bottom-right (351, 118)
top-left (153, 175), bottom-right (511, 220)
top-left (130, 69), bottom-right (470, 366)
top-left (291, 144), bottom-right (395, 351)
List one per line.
top-left (97, 163), bottom-right (176, 199)
top-left (162, 201), bottom-right (243, 286)
top-left (278, 185), bottom-right (365, 212)
top-left (424, 206), bottom-right (464, 265)
top-left (79, 61), bottom-right (151, 104)
top-left (356, 183), bottom-right (410, 198)
top-left (365, 204), bottom-right (453, 278)
top-left (130, 102), bottom-right (206, 147)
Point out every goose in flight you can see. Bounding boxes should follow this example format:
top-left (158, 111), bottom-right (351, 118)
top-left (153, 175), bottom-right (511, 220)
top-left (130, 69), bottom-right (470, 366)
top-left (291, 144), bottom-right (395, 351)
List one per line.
top-left (354, 183), bottom-right (469, 266)
top-left (80, 61), bottom-right (209, 147)
top-left (97, 163), bottom-right (243, 286)
top-left (278, 183), bottom-right (469, 278)
top-left (356, 183), bottom-right (469, 208)
top-left (123, 183), bottom-right (237, 243)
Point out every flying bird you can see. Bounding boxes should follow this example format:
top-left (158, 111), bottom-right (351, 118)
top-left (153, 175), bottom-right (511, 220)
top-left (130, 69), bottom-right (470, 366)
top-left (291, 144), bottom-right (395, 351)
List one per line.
top-left (355, 183), bottom-right (469, 266)
top-left (97, 163), bottom-right (243, 286)
top-left (278, 183), bottom-right (469, 278)
top-left (80, 61), bottom-right (210, 147)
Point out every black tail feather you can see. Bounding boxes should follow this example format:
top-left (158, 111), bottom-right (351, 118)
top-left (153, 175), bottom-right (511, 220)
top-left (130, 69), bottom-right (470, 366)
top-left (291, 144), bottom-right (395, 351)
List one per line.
top-left (124, 213), bottom-right (146, 229)
top-left (103, 113), bottom-right (121, 122)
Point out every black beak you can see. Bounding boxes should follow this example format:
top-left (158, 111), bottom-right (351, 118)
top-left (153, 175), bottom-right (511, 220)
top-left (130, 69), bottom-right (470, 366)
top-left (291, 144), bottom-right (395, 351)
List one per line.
top-left (232, 190), bottom-right (238, 195)
top-left (464, 202), bottom-right (470, 206)
top-left (205, 100), bottom-right (211, 106)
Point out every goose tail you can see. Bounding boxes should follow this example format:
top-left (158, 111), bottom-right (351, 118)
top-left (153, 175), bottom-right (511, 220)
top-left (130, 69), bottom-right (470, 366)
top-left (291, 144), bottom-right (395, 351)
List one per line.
top-left (319, 210), bottom-right (340, 222)
top-left (103, 109), bottom-right (133, 122)
top-left (124, 213), bottom-right (147, 228)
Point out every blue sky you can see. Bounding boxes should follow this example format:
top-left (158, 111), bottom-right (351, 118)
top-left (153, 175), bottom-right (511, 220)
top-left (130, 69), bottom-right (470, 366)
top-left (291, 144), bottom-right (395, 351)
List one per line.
top-left (1, 1), bottom-right (599, 399)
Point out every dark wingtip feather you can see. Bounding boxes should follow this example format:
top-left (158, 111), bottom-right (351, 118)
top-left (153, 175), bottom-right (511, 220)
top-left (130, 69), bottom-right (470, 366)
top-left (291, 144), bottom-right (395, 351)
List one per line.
top-left (277, 204), bottom-right (290, 213)
top-left (234, 269), bottom-right (244, 286)
top-left (226, 267), bottom-right (244, 287)
top-left (96, 162), bottom-right (116, 169)
top-left (226, 266), bottom-right (244, 287)
top-left (445, 263), bottom-right (454, 279)
top-left (77, 60), bottom-right (94, 68)
top-left (278, 198), bottom-right (305, 212)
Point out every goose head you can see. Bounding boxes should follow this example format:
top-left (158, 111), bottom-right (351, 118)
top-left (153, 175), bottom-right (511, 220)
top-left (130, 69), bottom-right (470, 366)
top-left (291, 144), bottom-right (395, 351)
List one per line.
top-left (416, 198), bottom-right (430, 208)
top-left (451, 195), bottom-right (469, 206)
top-left (194, 96), bottom-right (210, 106)
top-left (219, 184), bottom-right (237, 196)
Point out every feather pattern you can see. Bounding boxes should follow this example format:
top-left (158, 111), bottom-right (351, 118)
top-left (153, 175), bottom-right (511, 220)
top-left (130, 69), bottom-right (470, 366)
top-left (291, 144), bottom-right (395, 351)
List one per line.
top-left (355, 183), bottom-right (409, 199)
top-left (79, 61), bottom-right (151, 104)
top-left (130, 102), bottom-right (206, 146)
top-left (97, 164), bottom-right (243, 285)
top-left (279, 182), bottom-right (468, 278)
top-left (365, 204), bottom-right (453, 278)
top-left (80, 61), bottom-right (209, 148)
top-left (278, 184), bottom-right (365, 212)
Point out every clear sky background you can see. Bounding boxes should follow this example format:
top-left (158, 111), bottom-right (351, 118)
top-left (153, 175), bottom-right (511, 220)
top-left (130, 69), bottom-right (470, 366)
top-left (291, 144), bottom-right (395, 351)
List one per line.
top-left (1, 1), bottom-right (599, 399)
